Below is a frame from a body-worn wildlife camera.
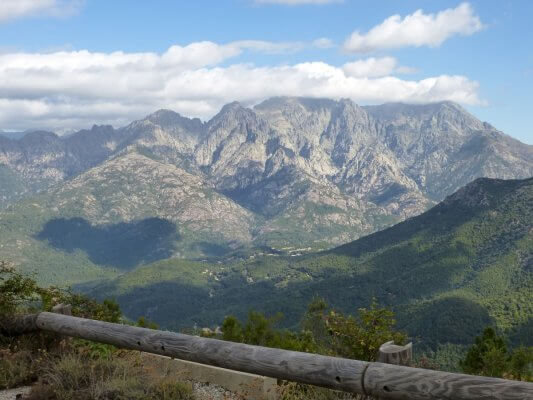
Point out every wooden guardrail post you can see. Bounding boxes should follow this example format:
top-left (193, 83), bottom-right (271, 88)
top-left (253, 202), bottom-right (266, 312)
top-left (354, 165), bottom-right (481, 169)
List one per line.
top-left (51, 303), bottom-right (72, 316)
top-left (375, 341), bottom-right (413, 399)
top-left (378, 341), bottom-right (412, 366)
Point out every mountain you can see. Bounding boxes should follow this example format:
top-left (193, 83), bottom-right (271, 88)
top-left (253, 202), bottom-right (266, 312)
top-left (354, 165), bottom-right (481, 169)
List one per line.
top-left (0, 98), bottom-right (532, 277)
top-left (0, 149), bottom-right (256, 285)
top-left (90, 177), bottom-right (533, 349)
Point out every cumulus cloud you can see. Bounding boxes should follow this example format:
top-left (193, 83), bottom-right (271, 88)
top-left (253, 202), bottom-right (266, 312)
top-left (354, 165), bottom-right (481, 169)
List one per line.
top-left (255, 0), bottom-right (342, 5)
top-left (344, 2), bottom-right (483, 53)
top-left (0, 0), bottom-right (83, 22)
top-left (0, 42), bottom-right (481, 131)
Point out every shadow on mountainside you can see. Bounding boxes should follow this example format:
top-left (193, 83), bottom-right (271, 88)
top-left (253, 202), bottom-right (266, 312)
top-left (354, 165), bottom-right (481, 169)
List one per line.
top-left (35, 217), bottom-right (179, 270)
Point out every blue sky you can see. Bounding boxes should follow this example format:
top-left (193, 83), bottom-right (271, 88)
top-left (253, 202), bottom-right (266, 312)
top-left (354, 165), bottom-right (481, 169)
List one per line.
top-left (0, 0), bottom-right (531, 144)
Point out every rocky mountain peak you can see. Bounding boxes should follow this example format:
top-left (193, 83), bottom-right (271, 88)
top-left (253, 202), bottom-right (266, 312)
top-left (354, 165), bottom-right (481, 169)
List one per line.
top-left (218, 101), bottom-right (245, 115)
top-left (143, 109), bottom-right (204, 135)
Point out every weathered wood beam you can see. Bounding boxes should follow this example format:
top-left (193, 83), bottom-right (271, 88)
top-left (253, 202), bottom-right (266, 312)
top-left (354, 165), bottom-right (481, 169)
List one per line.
top-left (34, 312), bottom-right (533, 399)
top-left (35, 312), bottom-right (369, 393)
top-left (0, 313), bottom-right (39, 336)
top-left (364, 362), bottom-right (533, 400)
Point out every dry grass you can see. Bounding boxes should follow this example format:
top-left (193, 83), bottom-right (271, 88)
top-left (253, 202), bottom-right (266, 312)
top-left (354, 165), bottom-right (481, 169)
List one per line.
top-left (1, 335), bottom-right (376, 400)
top-left (25, 349), bottom-right (195, 400)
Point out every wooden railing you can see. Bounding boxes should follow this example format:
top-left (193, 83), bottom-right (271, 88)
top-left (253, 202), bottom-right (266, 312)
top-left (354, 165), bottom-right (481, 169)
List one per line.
top-left (1, 310), bottom-right (532, 400)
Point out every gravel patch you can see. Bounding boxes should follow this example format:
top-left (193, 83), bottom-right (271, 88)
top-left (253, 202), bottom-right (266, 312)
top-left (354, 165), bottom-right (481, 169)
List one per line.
top-left (0, 387), bottom-right (31, 400)
top-left (192, 381), bottom-right (243, 400)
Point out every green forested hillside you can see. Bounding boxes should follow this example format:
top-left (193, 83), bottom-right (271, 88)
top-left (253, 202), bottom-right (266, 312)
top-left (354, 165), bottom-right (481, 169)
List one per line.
top-left (91, 177), bottom-right (533, 349)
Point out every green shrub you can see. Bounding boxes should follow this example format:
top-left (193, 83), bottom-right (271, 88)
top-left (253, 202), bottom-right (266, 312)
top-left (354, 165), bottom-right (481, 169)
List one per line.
top-left (220, 297), bottom-right (406, 363)
top-left (302, 297), bottom-right (407, 361)
top-left (0, 261), bottom-right (122, 323)
top-left (0, 262), bottom-right (41, 314)
top-left (221, 311), bottom-right (316, 352)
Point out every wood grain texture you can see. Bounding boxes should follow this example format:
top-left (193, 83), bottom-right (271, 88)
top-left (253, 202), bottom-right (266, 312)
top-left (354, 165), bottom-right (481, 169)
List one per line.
top-left (378, 341), bottom-right (412, 366)
top-left (364, 362), bottom-right (533, 400)
top-left (51, 303), bottom-right (72, 315)
top-left (0, 313), bottom-right (38, 335)
top-left (36, 312), bottom-right (369, 393)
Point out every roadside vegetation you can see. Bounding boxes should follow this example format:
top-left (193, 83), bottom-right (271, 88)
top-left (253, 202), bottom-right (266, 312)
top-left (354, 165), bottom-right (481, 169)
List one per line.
top-left (0, 262), bottom-right (193, 399)
top-left (1, 261), bottom-right (531, 400)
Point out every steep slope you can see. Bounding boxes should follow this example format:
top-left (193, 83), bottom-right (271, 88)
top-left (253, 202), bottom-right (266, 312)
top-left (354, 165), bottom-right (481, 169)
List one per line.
top-left (92, 177), bottom-right (533, 349)
top-left (365, 102), bottom-right (533, 200)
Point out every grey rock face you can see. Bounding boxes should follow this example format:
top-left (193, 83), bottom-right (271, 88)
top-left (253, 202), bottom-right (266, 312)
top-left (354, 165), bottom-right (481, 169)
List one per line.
top-left (1, 97), bottom-right (532, 251)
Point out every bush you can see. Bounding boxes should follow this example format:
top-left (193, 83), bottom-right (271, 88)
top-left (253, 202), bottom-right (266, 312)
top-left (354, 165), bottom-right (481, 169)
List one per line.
top-left (220, 297), bottom-right (406, 363)
top-left (0, 261), bottom-right (122, 323)
top-left (302, 297), bottom-right (407, 361)
top-left (0, 262), bottom-right (41, 314)
top-left (221, 311), bottom-right (316, 352)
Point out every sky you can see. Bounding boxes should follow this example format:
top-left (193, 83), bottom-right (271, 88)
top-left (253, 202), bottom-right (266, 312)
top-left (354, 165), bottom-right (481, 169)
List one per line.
top-left (0, 0), bottom-right (531, 144)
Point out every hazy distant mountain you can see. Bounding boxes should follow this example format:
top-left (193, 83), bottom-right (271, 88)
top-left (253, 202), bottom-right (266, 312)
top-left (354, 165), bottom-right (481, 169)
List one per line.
top-left (0, 97), bottom-right (532, 270)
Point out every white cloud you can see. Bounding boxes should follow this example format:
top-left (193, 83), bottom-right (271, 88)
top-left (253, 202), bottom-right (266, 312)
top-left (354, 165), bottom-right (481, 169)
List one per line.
top-left (255, 0), bottom-right (342, 5)
top-left (342, 57), bottom-right (416, 78)
top-left (0, 42), bottom-right (482, 132)
top-left (313, 38), bottom-right (336, 49)
top-left (343, 2), bottom-right (483, 53)
top-left (0, 0), bottom-right (83, 22)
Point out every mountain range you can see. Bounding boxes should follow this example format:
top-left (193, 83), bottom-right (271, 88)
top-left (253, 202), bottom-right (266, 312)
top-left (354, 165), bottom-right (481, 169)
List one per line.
top-left (0, 98), bottom-right (531, 274)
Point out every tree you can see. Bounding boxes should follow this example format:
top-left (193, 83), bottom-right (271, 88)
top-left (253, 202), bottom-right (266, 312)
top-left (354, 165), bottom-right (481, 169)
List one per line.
top-left (460, 327), bottom-right (507, 377)
top-left (460, 327), bottom-right (533, 381)
top-left (508, 346), bottom-right (533, 381)
top-left (302, 297), bottom-right (407, 361)
top-left (221, 311), bottom-right (316, 352)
